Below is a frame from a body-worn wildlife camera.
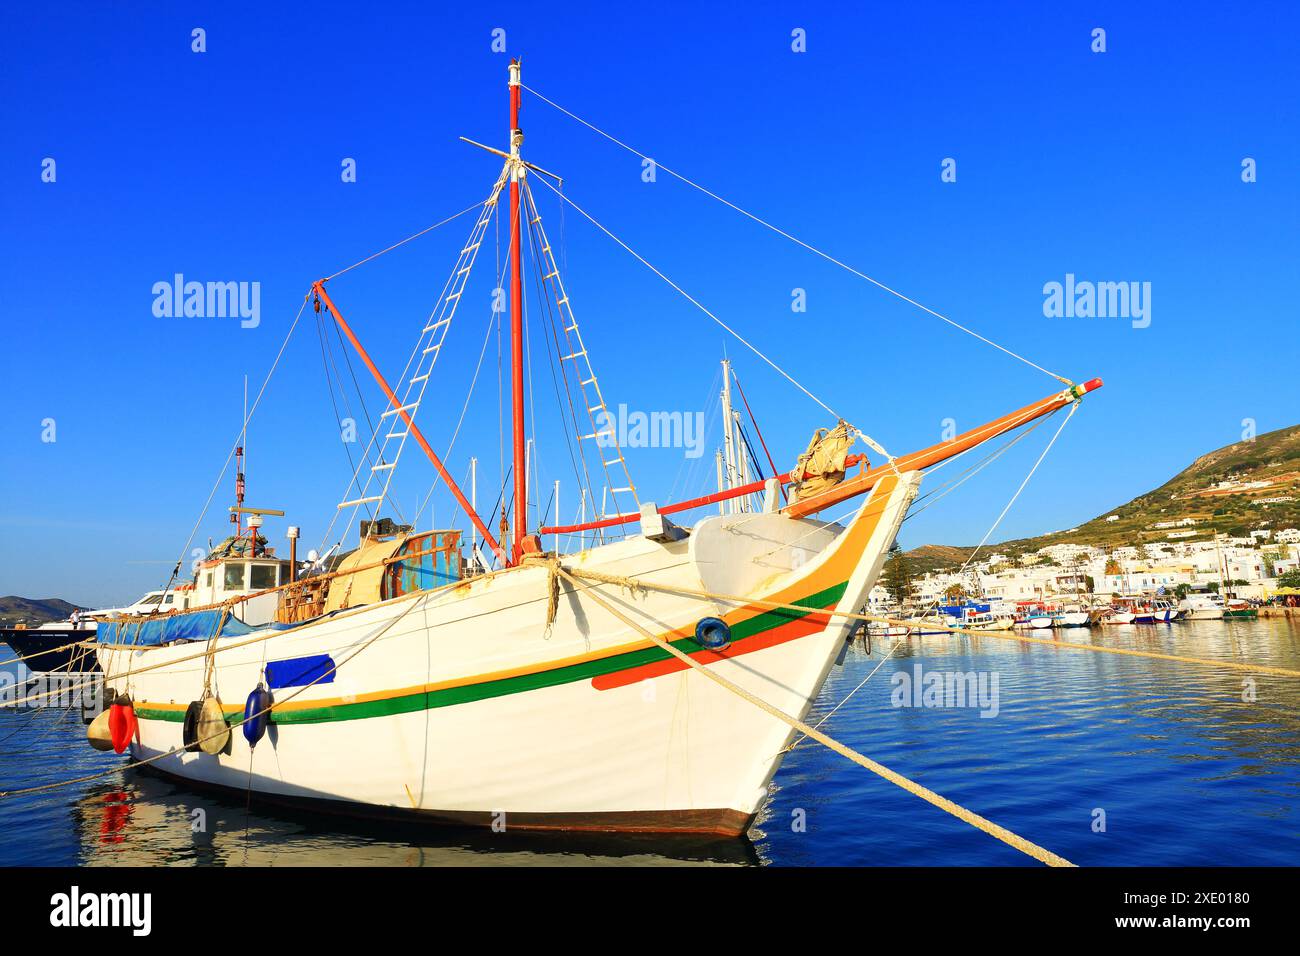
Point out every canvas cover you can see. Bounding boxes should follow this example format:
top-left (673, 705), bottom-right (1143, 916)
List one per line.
top-left (790, 422), bottom-right (856, 502)
top-left (323, 534), bottom-right (408, 613)
top-left (96, 608), bottom-right (258, 646)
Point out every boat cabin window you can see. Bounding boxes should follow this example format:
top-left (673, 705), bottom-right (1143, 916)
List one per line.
top-left (223, 564), bottom-right (246, 591)
top-left (139, 594), bottom-right (163, 606)
top-left (204, 572), bottom-right (213, 588)
top-left (250, 563), bottom-right (277, 590)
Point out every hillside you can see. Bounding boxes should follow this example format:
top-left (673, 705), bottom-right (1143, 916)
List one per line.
top-left (901, 544), bottom-right (979, 576)
top-left (899, 424), bottom-right (1300, 569)
top-left (0, 596), bottom-right (83, 627)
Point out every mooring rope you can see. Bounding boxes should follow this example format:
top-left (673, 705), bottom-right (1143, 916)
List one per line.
top-left (0, 635), bottom-right (96, 670)
top-left (555, 566), bottom-right (1073, 866)
top-left (564, 568), bottom-right (1300, 680)
top-left (0, 596), bottom-right (421, 800)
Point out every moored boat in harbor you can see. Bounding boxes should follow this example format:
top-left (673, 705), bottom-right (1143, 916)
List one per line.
top-left (1179, 593), bottom-right (1226, 620)
top-left (1224, 599), bottom-right (1259, 620)
top-left (84, 61), bottom-right (1104, 836)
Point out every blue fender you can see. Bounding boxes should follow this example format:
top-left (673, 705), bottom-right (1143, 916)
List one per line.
top-left (242, 683), bottom-right (272, 748)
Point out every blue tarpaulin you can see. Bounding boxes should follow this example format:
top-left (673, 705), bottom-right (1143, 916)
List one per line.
top-left (266, 654), bottom-right (337, 689)
top-left (96, 609), bottom-right (261, 646)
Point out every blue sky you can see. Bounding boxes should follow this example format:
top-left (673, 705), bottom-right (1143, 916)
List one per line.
top-left (1, 1), bottom-right (1296, 607)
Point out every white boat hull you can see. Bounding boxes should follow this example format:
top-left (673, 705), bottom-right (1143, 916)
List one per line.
top-left (97, 473), bottom-right (920, 834)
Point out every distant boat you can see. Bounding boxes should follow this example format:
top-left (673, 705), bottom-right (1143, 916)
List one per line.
top-left (1058, 606), bottom-right (1090, 627)
top-left (0, 619), bottom-right (97, 673)
top-left (0, 589), bottom-right (188, 673)
top-left (1151, 600), bottom-right (1179, 623)
top-left (1179, 594), bottom-right (1225, 620)
top-left (1224, 598), bottom-right (1258, 620)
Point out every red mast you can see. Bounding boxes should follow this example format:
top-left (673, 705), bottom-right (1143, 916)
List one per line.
top-left (508, 58), bottom-right (527, 562)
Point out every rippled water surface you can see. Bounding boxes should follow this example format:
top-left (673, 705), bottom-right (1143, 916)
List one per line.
top-left (3, 618), bottom-right (1299, 866)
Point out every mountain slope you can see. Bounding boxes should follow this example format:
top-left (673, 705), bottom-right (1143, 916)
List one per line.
top-left (902, 424), bottom-right (1300, 566)
top-left (0, 596), bottom-right (84, 627)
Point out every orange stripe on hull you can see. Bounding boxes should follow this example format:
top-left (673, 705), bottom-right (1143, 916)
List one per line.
top-left (591, 605), bottom-right (836, 691)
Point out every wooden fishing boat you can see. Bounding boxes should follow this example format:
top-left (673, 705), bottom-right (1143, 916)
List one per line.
top-left (1224, 599), bottom-right (1258, 620)
top-left (90, 62), bottom-right (1103, 836)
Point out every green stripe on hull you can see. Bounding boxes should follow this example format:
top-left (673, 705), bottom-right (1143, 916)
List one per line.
top-left (134, 581), bottom-right (848, 726)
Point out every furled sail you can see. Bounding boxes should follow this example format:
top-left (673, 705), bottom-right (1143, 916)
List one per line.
top-left (789, 421), bottom-right (857, 504)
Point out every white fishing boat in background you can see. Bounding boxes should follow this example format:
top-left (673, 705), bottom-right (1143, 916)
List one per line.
top-left (1151, 599), bottom-right (1179, 623)
top-left (1179, 593), bottom-right (1226, 620)
top-left (1057, 605), bottom-right (1090, 628)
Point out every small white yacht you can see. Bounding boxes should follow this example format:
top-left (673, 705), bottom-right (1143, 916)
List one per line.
top-left (1178, 593), bottom-right (1225, 620)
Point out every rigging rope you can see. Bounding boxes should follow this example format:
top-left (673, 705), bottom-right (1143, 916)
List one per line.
top-left (0, 596), bottom-right (422, 799)
top-left (523, 83), bottom-right (1071, 387)
top-left (788, 405), bottom-right (1071, 752)
top-left (563, 567), bottom-right (1300, 679)
top-left (529, 173), bottom-right (894, 458)
top-left (315, 311), bottom-right (404, 526)
top-left (555, 565), bottom-right (1073, 866)
top-left (318, 165), bottom-right (510, 556)
top-left (322, 200), bottom-right (490, 282)
top-left (161, 293), bottom-right (310, 603)
top-left (412, 215), bottom-right (518, 527)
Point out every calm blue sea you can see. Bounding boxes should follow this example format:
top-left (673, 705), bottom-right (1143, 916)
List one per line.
top-left (3, 618), bottom-right (1298, 866)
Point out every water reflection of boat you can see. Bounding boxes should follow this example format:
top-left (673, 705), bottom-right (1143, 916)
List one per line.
top-left (72, 768), bottom-right (757, 867)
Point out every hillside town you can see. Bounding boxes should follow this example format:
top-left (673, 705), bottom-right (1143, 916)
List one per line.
top-left (871, 524), bottom-right (1300, 612)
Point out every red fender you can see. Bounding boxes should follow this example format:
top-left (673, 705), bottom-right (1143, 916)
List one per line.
top-left (108, 698), bottom-right (136, 754)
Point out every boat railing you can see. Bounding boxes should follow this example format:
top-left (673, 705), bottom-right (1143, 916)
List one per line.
top-left (94, 541), bottom-right (461, 625)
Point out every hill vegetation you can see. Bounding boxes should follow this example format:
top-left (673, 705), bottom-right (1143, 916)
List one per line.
top-left (0, 596), bottom-right (84, 627)
top-left (895, 424), bottom-right (1300, 572)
